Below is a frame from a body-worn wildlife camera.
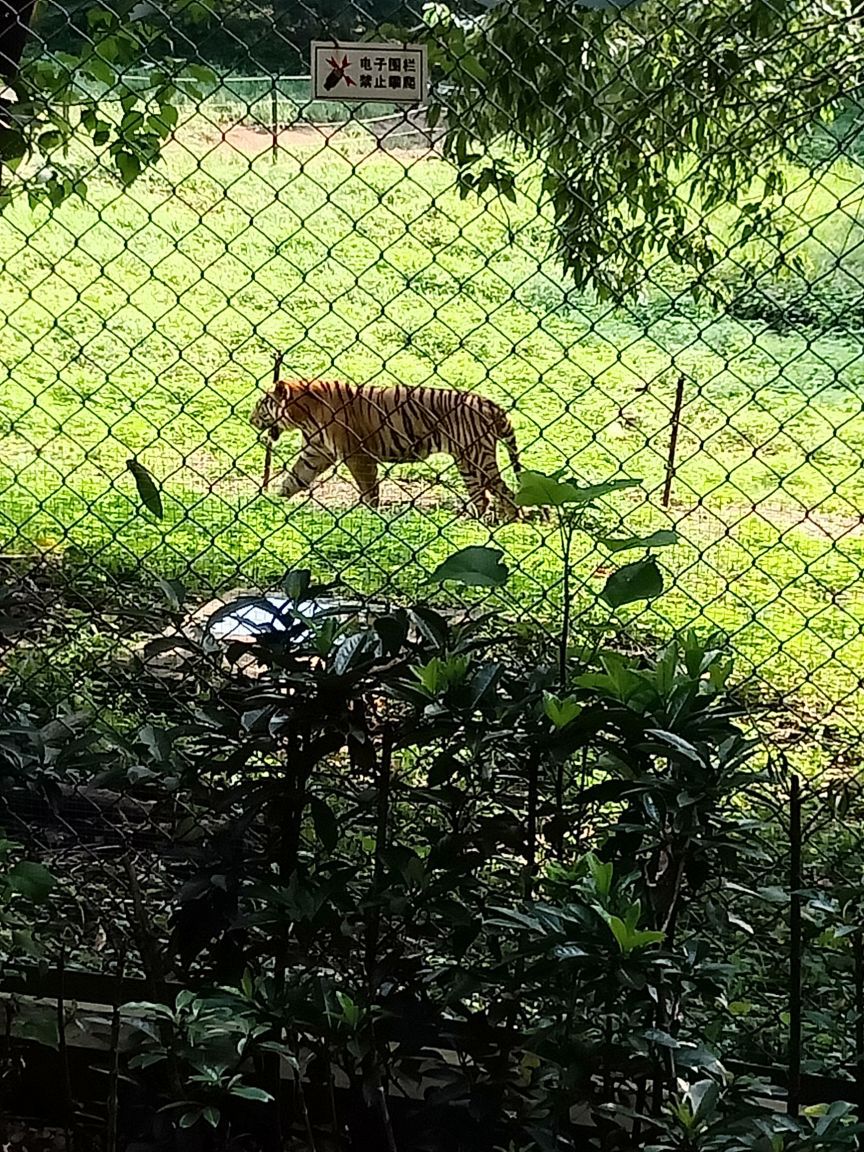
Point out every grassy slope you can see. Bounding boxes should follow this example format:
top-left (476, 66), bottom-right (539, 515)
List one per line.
top-left (3, 120), bottom-right (864, 722)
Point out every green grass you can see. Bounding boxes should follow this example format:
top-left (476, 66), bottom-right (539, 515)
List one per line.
top-left (4, 117), bottom-right (864, 731)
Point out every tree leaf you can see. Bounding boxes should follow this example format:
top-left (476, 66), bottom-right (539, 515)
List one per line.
top-left (543, 693), bottom-right (582, 729)
top-left (514, 471), bottom-right (582, 506)
top-left (202, 1106), bottom-right (221, 1127)
top-left (560, 477), bottom-right (643, 502)
top-left (115, 150), bottom-right (141, 185)
top-left (7, 861), bottom-right (56, 902)
top-left (516, 471), bottom-right (640, 507)
top-left (551, 943), bottom-right (587, 959)
top-left (600, 558), bottom-right (663, 608)
top-left (0, 128), bottom-right (27, 162)
top-left (126, 458), bottom-right (163, 519)
top-left (644, 729), bottom-right (704, 763)
top-left (427, 546), bottom-right (509, 587)
top-left (606, 914), bottom-right (664, 953)
top-left (156, 577), bottom-right (185, 610)
top-left (331, 630), bottom-right (376, 675)
top-left (283, 569), bottom-right (311, 600)
top-left (587, 853), bottom-right (613, 899)
top-left (599, 530), bottom-right (679, 554)
top-left (229, 1085), bottom-right (273, 1103)
top-left (685, 1079), bottom-right (720, 1125)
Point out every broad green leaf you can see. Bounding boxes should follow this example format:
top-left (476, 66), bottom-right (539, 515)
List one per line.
top-left (0, 129), bottom-right (27, 162)
top-left (516, 471), bottom-right (640, 507)
top-left (551, 943), bottom-right (587, 959)
top-left (331, 631), bottom-right (377, 675)
top-left (605, 913), bottom-right (664, 953)
top-left (83, 56), bottom-right (114, 85)
top-left (156, 577), bottom-right (185, 610)
top-left (115, 150), bottom-right (141, 186)
top-left (229, 1086), bottom-right (273, 1103)
top-left (684, 1079), bottom-right (720, 1126)
top-left (643, 1028), bottom-right (681, 1049)
top-left (283, 569), bottom-right (311, 600)
top-left (587, 853), bottom-right (613, 899)
top-left (128, 1052), bottom-right (166, 1069)
top-left (543, 692), bottom-right (582, 729)
top-left (515, 470), bottom-right (581, 506)
top-left (600, 558), bottom-right (663, 609)
top-left (11, 928), bottom-right (43, 957)
top-left (186, 63), bottom-right (216, 86)
top-left (126, 458), bottom-right (163, 519)
top-left (335, 991), bottom-right (362, 1028)
top-left (7, 860), bottom-right (56, 902)
top-left (559, 478), bottom-right (642, 502)
top-left (646, 730), bottom-right (705, 766)
top-left (427, 546), bottom-right (509, 587)
top-left (412, 655), bottom-right (470, 695)
top-left (598, 530), bottom-right (679, 554)
top-left (310, 797), bottom-right (339, 852)
top-left (728, 1000), bottom-right (752, 1015)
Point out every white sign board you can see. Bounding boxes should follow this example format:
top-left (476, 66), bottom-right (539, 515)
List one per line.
top-left (311, 41), bottom-right (428, 103)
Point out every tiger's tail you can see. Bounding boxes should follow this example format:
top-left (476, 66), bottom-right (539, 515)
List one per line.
top-left (497, 411), bottom-right (521, 476)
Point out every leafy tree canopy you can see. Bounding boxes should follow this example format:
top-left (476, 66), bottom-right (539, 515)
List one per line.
top-left (423, 0), bottom-right (864, 301)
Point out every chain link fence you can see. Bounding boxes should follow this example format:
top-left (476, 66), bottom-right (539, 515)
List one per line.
top-left (4, 0), bottom-right (864, 1142)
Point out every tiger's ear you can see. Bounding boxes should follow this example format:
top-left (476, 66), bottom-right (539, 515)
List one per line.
top-left (273, 380), bottom-right (287, 397)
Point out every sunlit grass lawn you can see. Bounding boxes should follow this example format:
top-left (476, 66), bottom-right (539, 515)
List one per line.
top-left (3, 115), bottom-right (864, 729)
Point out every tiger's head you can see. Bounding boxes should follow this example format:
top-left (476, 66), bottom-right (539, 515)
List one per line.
top-left (250, 380), bottom-right (308, 442)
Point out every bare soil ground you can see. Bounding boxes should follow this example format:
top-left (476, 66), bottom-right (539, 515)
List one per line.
top-left (200, 116), bottom-right (442, 163)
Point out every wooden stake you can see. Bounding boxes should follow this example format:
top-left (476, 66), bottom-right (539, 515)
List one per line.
top-left (263, 350), bottom-right (284, 490)
top-left (662, 373), bottom-right (686, 509)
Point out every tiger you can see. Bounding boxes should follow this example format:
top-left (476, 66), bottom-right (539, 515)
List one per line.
top-left (249, 378), bottom-right (521, 519)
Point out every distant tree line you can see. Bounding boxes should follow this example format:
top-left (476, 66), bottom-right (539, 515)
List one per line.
top-left (29, 0), bottom-right (433, 75)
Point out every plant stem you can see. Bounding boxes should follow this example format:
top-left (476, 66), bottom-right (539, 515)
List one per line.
top-left (106, 956), bottom-right (124, 1152)
top-left (526, 752), bottom-right (538, 895)
top-left (558, 512), bottom-right (572, 690)
top-left (788, 774), bottom-right (803, 1118)
top-left (57, 950), bottom-right (75, 1152)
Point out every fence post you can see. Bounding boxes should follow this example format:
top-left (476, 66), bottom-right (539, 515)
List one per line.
top-left (271, 80), bottom-right (279, 162)
top-left (662, 373), bottom-right (686, 509)
top-left (788, 774), bottom-right (803, 1118)
top-left (854, 933), bottom-right (864, 1142)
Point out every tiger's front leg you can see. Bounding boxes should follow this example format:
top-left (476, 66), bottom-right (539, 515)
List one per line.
top-left (278, 444), bottom-right (332, 498)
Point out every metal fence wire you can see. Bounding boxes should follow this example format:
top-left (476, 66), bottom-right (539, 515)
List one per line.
top-left (6, 0), bottom-right (864, 1137)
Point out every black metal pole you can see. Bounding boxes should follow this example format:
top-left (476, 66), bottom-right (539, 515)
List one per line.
top-left (662, 374), bottom-right (686, 509)
top-left (788, 774), bottom-right (803, 1118)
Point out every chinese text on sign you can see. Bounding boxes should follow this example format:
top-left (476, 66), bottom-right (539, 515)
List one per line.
top-left (311, 42), bottom-right (429, 103)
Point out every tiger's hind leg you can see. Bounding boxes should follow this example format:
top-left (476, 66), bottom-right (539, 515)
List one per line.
top-left (464, 450), bottom-right (519, 524)
top-left (345, 453), bottom-right (380, 509)
top-left (458, 455), bottom-right (519, 522)
top-left (455, 459), bottom-right (491, 519)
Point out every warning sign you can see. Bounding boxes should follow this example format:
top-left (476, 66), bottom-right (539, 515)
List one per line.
top-left (311, 41), bottom-right (428, 103)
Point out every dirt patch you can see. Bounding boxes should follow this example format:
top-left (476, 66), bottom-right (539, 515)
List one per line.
top-left (204, 117), bottom-right (442, 163)
top-left (263, 470), bottom-right (461, 513)
top-left (178, 448), bottom-right (462, 512)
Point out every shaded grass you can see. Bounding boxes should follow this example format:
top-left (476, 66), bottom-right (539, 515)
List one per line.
top-left (3, 123), bottom-right (864, 731)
